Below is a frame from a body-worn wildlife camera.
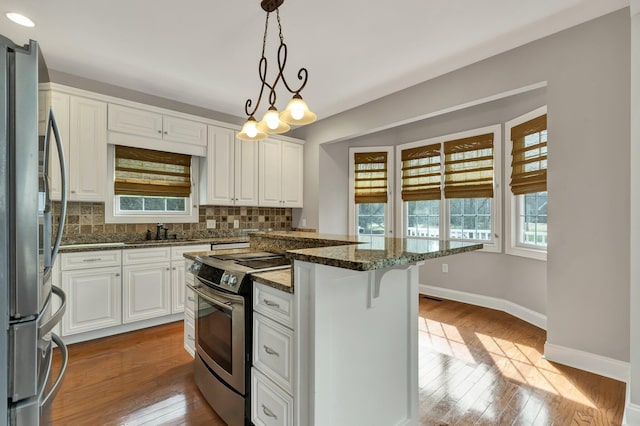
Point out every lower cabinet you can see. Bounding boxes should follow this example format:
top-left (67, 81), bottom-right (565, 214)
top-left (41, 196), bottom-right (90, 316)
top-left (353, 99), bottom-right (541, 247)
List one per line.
top-left (252, 282), bottom-right (296, 426)
top-left (60, 249), bottom-right (122, 336)
top-left (122, 262), bottom-right (171, 323)
top-left (58, 244), bottom-right (209, 342)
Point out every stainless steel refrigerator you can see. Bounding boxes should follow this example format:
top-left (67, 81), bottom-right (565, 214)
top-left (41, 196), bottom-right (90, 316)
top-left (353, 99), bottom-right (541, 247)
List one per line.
top-left (1, 35), bottom-right (69, 425)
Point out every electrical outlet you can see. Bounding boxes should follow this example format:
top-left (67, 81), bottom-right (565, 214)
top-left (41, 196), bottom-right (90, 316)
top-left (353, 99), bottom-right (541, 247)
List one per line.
top-left (233, 219), bottom-right (239, 229)
top-left (302, 218), bottom-right (307, 227)
top-left (206, 219), bottom-right (216, 229)
top-left (442, 263), bottom-right (449, 273)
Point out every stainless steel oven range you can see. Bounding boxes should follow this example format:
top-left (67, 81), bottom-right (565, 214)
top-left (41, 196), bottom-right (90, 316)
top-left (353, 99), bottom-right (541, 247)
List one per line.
top-left (188, 251), bottom-right (290, 426)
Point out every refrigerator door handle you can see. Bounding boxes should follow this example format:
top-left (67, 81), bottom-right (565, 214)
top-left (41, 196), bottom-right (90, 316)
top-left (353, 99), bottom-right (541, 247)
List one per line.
top-left (40, 333), bottom-right (68, 411)
top-left (47, 107), bottom-right (67, 268)
top-left (38, 286), bottom-right (66, 339)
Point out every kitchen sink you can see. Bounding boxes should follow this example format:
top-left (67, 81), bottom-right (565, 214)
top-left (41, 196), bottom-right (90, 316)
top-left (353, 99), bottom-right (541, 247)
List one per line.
top-left (124, 239), bottom-right (201, 245)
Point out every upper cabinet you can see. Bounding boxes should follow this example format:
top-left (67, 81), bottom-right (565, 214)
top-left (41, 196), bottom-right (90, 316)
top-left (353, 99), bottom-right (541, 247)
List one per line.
top-left (259, 139), bottom-right (303, 208)
top-left (107, 104), bottom-right (207, 154)
top-left (69, 97), bottom-right (108, 202)
top-left (41, 92), bottom-right (107, 202)
top-left (200, 125), bottom-right (259, 206)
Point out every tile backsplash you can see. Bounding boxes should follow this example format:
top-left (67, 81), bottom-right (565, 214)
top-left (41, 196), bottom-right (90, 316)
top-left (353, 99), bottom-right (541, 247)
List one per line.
top-left (53, 202), bottom-right (292, 243)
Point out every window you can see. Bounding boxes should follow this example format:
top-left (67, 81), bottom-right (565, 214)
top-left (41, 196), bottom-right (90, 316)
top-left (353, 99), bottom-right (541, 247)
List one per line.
top-left (349, 147), bottom-right (394, 244)
top-left (505, 107), bottom-right (547, 260)
top-left (105, 145), bottom-right (199, 224)
top-left (396, 125), bottom-right (501, 252)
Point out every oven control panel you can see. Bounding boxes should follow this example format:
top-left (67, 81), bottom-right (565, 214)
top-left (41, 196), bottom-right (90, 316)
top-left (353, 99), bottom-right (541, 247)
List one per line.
top-left (196, 263), bottom-right (247, 293)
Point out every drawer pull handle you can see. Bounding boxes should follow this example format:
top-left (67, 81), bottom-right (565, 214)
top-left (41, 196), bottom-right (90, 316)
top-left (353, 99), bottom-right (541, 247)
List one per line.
top-left (187, 296), bottom-right (195, 302)
top-left (262, 404), bottom-right (277, 419)
top-left (188, 336), bottom-right (194, 341)
top-left (264, 299), bottom-right (280, 308)
top-left (82, 258), bottom-right (102, 262)
top-left (263, 345), bottom-right (279, 357)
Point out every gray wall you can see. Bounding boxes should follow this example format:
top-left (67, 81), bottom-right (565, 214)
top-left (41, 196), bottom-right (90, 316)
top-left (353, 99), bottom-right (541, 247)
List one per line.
top-left (318, 89), bottom-right (548, 315)
top-left (295, 9), bottom-right (631, 362)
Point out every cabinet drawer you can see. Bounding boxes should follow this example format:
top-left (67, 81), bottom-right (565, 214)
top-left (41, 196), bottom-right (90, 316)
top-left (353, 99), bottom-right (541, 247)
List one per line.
top-left (123, 247), bottom-right (171, 265)
top-left (254, 283), bottom-right (294, 328)
top-left (171, 244), bottom-right (210, 261)
top-left (184, 310), bottom-right (195, 357)
top-left (61, 250), bottom-right (122, 271)
top-left (185, 286), bottom-right (196, 313)
top-left (253, 313), bottom-right (294, 394)
top-left (252, 368), bottom-right (293, 426)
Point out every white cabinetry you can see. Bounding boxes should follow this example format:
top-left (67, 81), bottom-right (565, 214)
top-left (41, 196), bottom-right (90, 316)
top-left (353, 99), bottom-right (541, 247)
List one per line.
top-left (40, 92), bottom-right (107, 202)
top-left (259, 139), bottom-right (303, 207)
top-left (60, 250), bottom-right (122, 335)
top-left (252, 282), bottom-right (296, 426)
top-left (108, 104), bottom-right (207, 148)
top-left (200, 125), bottom-right (259, 206)
top-left (122, 247), bottom-right (172, 323)
top-left (170, 244), bottom-right (209, 314)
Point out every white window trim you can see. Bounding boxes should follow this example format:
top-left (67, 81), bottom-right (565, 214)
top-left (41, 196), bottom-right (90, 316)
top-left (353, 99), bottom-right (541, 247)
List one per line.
top-left (348, 146), bottom-right (394, 237)
top-left (504, 106), bottom-right (547, 261)
top-left (104, 145), bottom-right (200, 224)
top-left (395, 124), bottom-right (502, 253)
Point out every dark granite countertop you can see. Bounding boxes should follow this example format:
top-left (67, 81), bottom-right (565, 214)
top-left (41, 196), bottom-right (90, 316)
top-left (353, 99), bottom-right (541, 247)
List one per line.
top-left (59, 236), bottom-right (249, 253)
top-left (253, 231), bottom-right (483, 271)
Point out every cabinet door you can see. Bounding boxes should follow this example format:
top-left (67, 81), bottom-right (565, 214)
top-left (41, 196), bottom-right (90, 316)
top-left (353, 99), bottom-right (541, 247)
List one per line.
top-left (108, 104), bottom-right (163, 139)
top-left (61, 266), bottom-right (122, 335)
top-left (43, 91), bottom-right (70, 201)
top-left (123, 263), bottom-right (171, 323)
top-left (259, 138), bottom-right (283, 207)
top-left (69, 96), bottom-right (107, 201)
top-left (171, 260), bottom-right (186, 314)
top-left (281, 142), bottom-right (303, 207)
top-left (201, 126), bottom-right (235, 205)
top-left (163, 115), bottom-right (207, 146)
top-left (234, 138), bottom-right (259, 206)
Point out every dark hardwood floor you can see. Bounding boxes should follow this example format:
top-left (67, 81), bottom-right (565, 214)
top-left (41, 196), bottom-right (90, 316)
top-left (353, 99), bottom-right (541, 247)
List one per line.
top-left (51, 297), bottom-right (625, 425)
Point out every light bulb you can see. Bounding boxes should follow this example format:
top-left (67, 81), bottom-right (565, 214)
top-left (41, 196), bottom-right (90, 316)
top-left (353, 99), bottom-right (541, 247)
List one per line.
top-left (290, 101), bottom-right (305, 120)
top-left (264, 109), bottom-right (280, 130)
top-left (246, 121), bottom-right (258, 138)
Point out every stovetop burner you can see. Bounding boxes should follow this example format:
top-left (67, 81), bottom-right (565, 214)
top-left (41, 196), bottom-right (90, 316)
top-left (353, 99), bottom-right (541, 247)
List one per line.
top-left (192, 251), bottom-right (290, 294)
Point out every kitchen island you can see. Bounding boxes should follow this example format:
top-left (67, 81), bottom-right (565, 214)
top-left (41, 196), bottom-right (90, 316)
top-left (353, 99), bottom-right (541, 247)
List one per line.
top-left (184, 232), bottom-right (481, 425)
top-left (248, 232), bottom-right (482, 426)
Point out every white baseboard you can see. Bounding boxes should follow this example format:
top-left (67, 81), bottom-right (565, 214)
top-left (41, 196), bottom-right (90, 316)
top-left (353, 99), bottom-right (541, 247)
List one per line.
top-left (544, 342), bottom-right (630, 383)
top-left (624, 401), bottom-right (640, 425)
top-left (419, 284), bottom-right (547, 330)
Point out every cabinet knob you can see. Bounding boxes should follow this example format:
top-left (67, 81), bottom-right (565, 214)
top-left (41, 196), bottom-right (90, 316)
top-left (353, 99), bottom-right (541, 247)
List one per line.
top-left (115, 273), bottom-right (120, 277)
top-left (71, 190), bottom-right (76, 194)
top-left (157, 130), bottom-right (162, 134)
top-left (166, 267), bottom-right (170, 271)
top-left (172, 267), bottom-right (176, 270)
top-left (164, 131), bottom-right (168, 135)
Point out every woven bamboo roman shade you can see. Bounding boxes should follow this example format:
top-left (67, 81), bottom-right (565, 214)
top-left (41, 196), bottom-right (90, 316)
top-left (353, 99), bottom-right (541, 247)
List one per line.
top-left (354, 152), bottom-right (388, 204)
top-left (114, 146), bottom-right (192, 197)
top-left (510, 114), bottom-right (547, 195)
top-left (443, 133), bottom-right (494, 199)
top-left (401, 143), bottom-right (441, 201)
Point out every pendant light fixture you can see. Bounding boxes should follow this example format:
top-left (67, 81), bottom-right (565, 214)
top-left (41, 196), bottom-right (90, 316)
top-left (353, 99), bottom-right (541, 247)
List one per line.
top-left (237, 0), bottom-right (317, 141)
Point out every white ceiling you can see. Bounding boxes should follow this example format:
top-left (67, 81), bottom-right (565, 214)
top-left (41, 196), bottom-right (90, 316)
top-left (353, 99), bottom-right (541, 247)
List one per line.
top-left (0, 0), bottom-right (630, 122)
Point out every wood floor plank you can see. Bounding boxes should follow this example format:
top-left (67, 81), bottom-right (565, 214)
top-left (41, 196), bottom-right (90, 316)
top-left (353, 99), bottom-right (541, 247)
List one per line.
top-left (51, 297), bottom-right (625, 425)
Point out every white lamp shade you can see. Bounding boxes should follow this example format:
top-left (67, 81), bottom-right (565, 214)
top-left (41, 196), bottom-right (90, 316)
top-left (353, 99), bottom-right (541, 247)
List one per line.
top-left (237, 117), bottom-right (267, 141)
top-left (280, 95), bottom-right (317, 125)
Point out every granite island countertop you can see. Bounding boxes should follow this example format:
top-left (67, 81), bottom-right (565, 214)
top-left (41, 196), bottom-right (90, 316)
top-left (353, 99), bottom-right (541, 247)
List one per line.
top-left (252, 231), bottom-right (483, 271)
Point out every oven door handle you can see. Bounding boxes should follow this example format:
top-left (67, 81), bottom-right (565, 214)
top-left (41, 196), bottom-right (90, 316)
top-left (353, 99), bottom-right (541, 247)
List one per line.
top-left (189, 283), bottom-right (235, 310)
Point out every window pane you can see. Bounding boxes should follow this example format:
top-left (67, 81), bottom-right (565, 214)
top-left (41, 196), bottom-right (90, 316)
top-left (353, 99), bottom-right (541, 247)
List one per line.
top-left (518, 191), bottom-right (547, 247)
top-left (143, 197), bottom-right (165, 211)
top-left (406, 200), bottom-right (439, 238)
top-left (358, 203), bottom-right (386, 235)
top-left (119, 196), bottom-right (143, 211)
top-left (449, 197), bottom-right (491, 241)
top-left (166, 198), bottom-right (186, 211)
